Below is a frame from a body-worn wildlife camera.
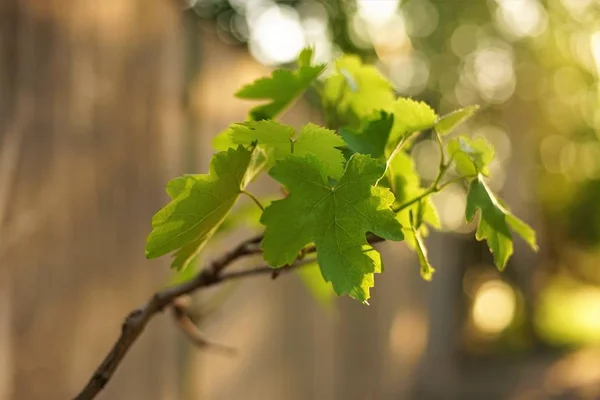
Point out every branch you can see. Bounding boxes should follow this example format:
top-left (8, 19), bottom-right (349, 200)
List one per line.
top-left (74, 234), bottom-right (385, 400)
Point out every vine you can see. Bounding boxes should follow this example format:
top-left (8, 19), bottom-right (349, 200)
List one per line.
top-left (74, 47), bottom-right (537, 399)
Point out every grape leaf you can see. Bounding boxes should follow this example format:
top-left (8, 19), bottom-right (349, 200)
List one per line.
top-left (448, 135), bottom-right (494, 177)
top-left (230, 121), bottom-right (346, 179)
top-left (436, 105), bottom-right (479, 136)
top-left (323, 55), bottom-right (395, 119)
top-left (261, 154), bottom-right (404, 302)
top-left (235, 49), bottom-right (325, 120)
top-left (340, 111), bottom-right (394, 159)
top-left (466, 176), bottom-right (538, 270)
top-left (146, 146), bottom-right (262, 270)
top-left (388, 98), bottom-right (438, 145)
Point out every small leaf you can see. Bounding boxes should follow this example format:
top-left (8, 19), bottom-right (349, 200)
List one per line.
top-left (323, 55), bottom-right (395, 119)
top-left (435, 105), bottom-right (480, 136)
top-left (413, 227), bottom-right (435, 281)
top-left (388, 151), bottom-right (441, 248)
top-left (448, 135), bottom-right (494, 177)
top-left (466, 176), bottom-right (537, 270)
top-left (146, 146), bottom-right (260, 270)
top-left (389, 98), bottom-right (438, 142)
top-left (235, 49), bottom-right (325, 120)
top-left (261, 154), bottom-right (404, 302)
top-left (231, 121), bottom-right (346, 179)
top-left (340, 111), bottom-right (394, 159)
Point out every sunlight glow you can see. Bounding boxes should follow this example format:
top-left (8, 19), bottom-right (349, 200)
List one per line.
top-left (472, 280), bottom-right (516, 335)
top-left (356, 0), bottom-right (400, 24)
top-left (495, 0), bottom-right (547, 39)
top-left (591, 32), bottom-right (600, 75)
top-left (470, 46), bottom-right (516, 103)
top-left (249, 5), bottom-right (306, 65)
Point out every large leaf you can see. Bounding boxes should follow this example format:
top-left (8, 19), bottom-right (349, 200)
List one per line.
top-left (146, 146), bottom-right (262, 270)
top-left (261, 154), bottom-right (404, 302)
top-left (466, 176), bottom-right (538, 270)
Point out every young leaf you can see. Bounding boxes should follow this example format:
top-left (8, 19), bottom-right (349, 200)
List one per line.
top-left (340, 111), bottom-right (394, 159)
top-left (261, 154), bottom-right (404, 302)
top-left (235, 49), bottom-right (325, 120)
top-left (413, 227), bottom-right (435, 281)
top-left (435, 105), bottom-right (479, 136)
top-left (323, 55), bottom-right (395, 119)
top-left (466, 176), bottom-right (538, 270)
top-left (146, 146), bottom-right (262, 270)
top-left (388, 150), bottom-right (441, 247)
top-left (230, 121), bottom-right (346, 179)
top-left (448, 135), bottom-right (494, 177)
top-left (389, 98), bottom-right (438, 143)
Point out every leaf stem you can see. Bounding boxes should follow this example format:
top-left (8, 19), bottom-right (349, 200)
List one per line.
top-left (241, 190), bottom-right (265, 212)
top-left (393, 132), bottom-right (449, 213)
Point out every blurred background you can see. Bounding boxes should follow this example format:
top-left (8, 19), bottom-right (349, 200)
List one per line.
top-left (2, 0), bottom-right (600, 399)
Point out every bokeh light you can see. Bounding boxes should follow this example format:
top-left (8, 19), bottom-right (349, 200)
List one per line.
top-left (249, 5), bottom-right (306, 65)
top-left (471, 280), bottom-right (517, 335)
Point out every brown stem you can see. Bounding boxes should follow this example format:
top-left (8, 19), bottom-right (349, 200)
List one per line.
top-left (73, 234), bottom-right (385, 399)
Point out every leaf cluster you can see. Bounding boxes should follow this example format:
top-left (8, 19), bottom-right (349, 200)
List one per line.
top-left (145, 48), bottom-right (537, 303)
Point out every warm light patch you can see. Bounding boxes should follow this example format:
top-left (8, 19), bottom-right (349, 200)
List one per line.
top-left (472, 280), bottom-right (516, 335)
top-left (249, 5), bottom-right (306, 65)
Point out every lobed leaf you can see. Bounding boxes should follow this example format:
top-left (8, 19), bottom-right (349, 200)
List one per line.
top-left (466, 176), bottom-right (538, 270)
top-left (146, 146), bottom-right (262, 271)
top-left (235, 48), bottom-right (325, 120)
top-left (230, 120), bottom-right (346, 179)
top-left (261, 154), bottom-right (404, 302)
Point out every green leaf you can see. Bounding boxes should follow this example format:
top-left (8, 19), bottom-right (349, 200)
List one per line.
top-left (212, 127), bottom-right (236, 151)
top-left (389, 98), bottom-right (438, 144)
top-left (340, 111), bottom-right (394, 159)
top-left (261, 154), bottom-right (404, 302)
top-left (296, 261), bottom-right (335, 306)
top-left (466, 176), bottom-right (538, 270)
top-left (323, 55), bottom-right (395, 119)
top-left (413, 227), bottom-right (435, 281)
top-left (231, 121), bottom-right (346, 179)
top-left (146, 146), bottom-right (261, 270)
top-left (297, 47), bottom-right (314, 68)
top-left (388, 150), bottom-right (440, 248)
top-left (235, 50), bottom-right (325, 120)
top-left (448, 135), bottom-right (494, 177)
top-left (435, 105), bottom-right (479, 136)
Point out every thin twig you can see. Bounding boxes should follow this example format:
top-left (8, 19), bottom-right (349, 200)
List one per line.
top-left (171, 297), bottom-right (237, 355)
top-left (74, 234), bottom-right (387, 400)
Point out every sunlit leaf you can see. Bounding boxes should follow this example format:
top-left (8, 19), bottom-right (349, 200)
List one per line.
top-left (436, 105), bottom-right (480, 136)
top-left (448, 135), bottom-right (494, 177)
top-left (261, 154), bottom-right (404, 302)
top-left (466, 176), bottom-right (538, 270)
top-left (235, 48), bottom-right (325, 120)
